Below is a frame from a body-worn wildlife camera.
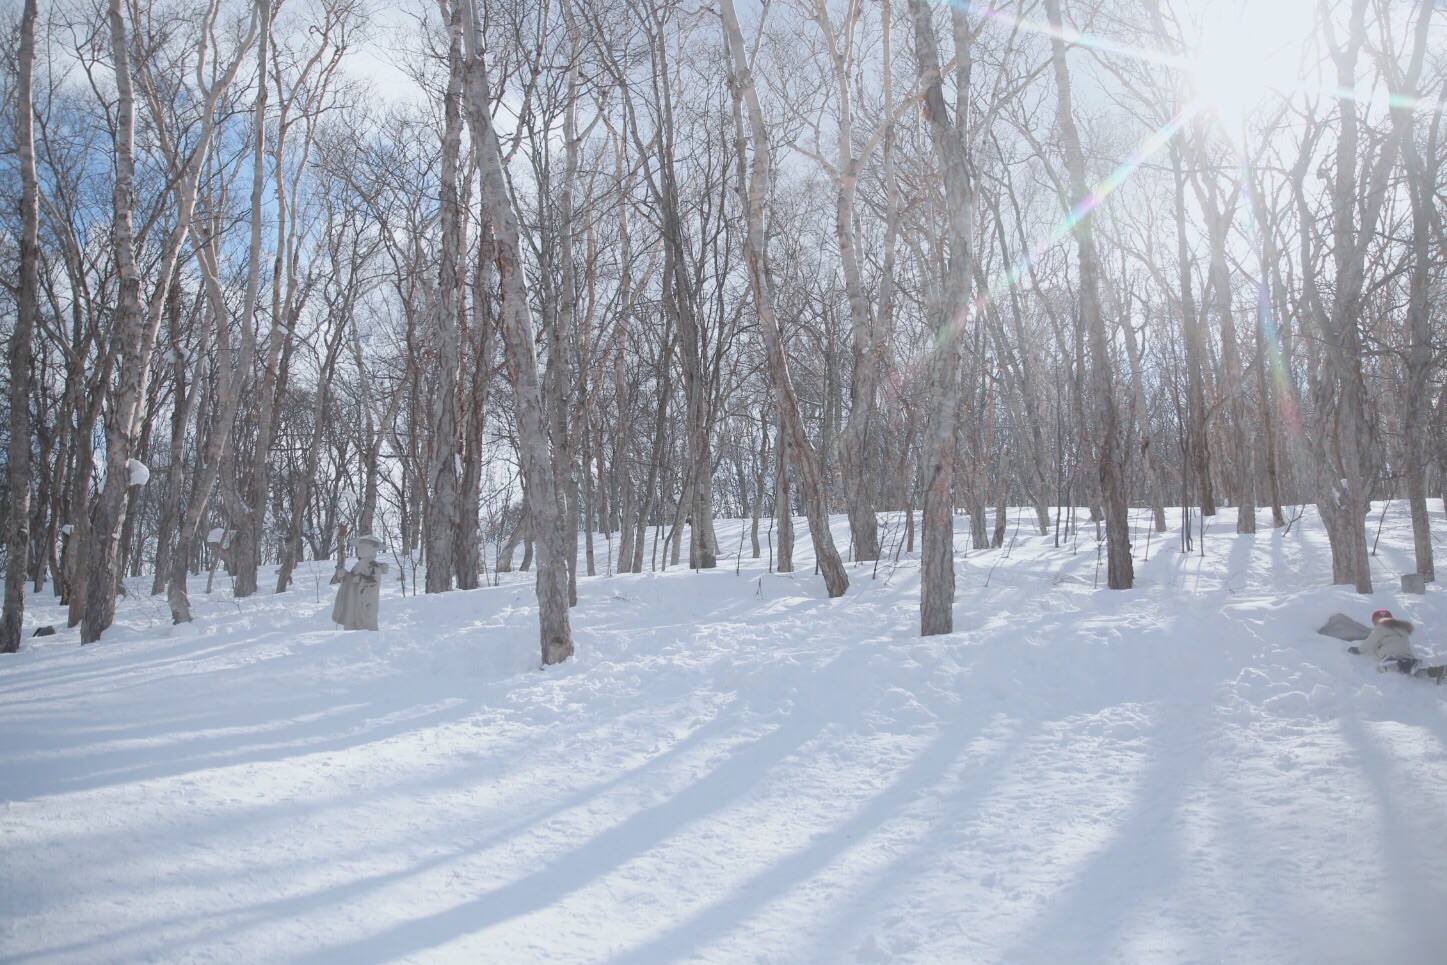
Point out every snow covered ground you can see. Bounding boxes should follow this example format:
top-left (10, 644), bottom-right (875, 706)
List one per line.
top-left (4, 504), bottom-right (1447, 964)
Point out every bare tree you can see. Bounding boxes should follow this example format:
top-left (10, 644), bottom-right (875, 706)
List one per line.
top-left (2, 0), bottom-right (39, 654)
top-left (1304, 0), bottom-right (1430, 591)
top-left (1394, 53), bottom-right (1443, 582)
top-left (905, 0), bottom-right (972, 634)
top-left (721, 0), bottom-right (848, 598)
top-left (1043, 0), bottom-right (1132, 589)
top-left (425, 0), bottom-right (467, 594)
top-left (460, 0), bottom-right (572, 664)
top-left (83, 0), bottom-right (258, 643)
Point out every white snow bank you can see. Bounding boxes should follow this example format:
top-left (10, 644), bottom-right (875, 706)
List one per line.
top-left (2, 503), bottom-right (1446, 964)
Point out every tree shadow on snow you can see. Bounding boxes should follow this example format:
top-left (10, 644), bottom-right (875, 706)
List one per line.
top-left (282, 646), bottom-right (878, 965)
top-left (6, 709), bottom-right (746, 964)
top-left (989, 707), bottom-right (1203, 963)
top-left (1338, 714), bottom-right (1447, 959)
top-left (2, 645), bottom-right (479, 801)
top-left (614, 715), bottom-right (1032, 964)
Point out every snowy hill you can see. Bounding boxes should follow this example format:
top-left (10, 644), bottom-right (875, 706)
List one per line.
top-left (4, 505), bottom-right (1447, 964)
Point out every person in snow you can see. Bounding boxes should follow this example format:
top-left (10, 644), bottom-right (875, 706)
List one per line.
top-left (1348, 609), bottom-right (1446, 683)
top-left (331, 534), bottom-right (388, 631)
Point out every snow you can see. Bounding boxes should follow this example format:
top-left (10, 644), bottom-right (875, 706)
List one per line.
top-left (126, 458), bottom-right (150, 487)
top-left (3, 503), bottom-right (1447, 964)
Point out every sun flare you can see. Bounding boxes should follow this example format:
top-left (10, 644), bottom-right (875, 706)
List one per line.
top-left (1185, 0), bottom-right (1320, 120)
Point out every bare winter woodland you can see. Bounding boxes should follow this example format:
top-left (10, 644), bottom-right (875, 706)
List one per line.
top-left (2, 0), bottom-right (1445, 662)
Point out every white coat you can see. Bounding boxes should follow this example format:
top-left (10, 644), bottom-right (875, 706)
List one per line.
top-left (1360, 618), bottom-right (1414, 660)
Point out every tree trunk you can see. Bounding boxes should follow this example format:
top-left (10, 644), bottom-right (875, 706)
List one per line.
top-left (168, 1), bottom-right (269, 623)
top-left (1044, 0), bottom-right (1132, 589)
top-left (83, 0), bottom-right (227, 642)
top-left (424, 0), bottom-right (466, 595)
top-left (775, 406), bottom-right (794, 574)
top-left (1169, 144), bottom-right (1216, 518)
top-left (813, 0), bottom-right (884, 563)
top-left (1, 0), bottom-right (39, 654)
top-left (985, 196), bottom-right (1052, 536)
top-left (151, 287), bottom-right (202, 596)
top-left (276, 321), bottom-right (347, 593)
top-left (1121, 299), bottom-right (1167, 533)
top-left (1188, 146), bottom-right (1253, 534)
top-left (751, 416), bottom-right (768, 559)
top-left (721, 0), bottom-right (848, 598)
top-left (632, 348), bottom-right (673, 574)
top-left (1308, 0), bottom-right (1428, 591)
top-left (1402, 89), bottom-right (1442, 580)
top-left (461, 0), bottom-right (571, 664)
top-left (456, 236), bottom-right (494, 590)
top-left (907, 0), bottom-right (972, 633)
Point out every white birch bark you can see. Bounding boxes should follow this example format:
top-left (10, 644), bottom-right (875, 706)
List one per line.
top-left (460, 0), bottom-right (571, 664)
top-left (906, 0), bottom-right (970, 634)
top-left (720, 0), bottom-right (848, 598)
top-left (84, 0), bottom-right (257, 642)
top-left (425, 0), bottom-right (466, 594)
top-left (1043, 0), bottom-right (1133, 589)
top-left (2, 0), bottom-right (39, 654)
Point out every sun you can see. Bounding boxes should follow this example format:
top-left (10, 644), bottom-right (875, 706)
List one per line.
top-left (1184, 0), bottom-right (1320, 122)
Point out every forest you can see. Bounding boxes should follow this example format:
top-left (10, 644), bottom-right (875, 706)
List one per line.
top-left (3, 0), bottom-right (1444, 662)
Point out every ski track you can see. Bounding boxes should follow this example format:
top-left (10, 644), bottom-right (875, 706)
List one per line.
top-left (3, 503), bottom-right (1447, 964)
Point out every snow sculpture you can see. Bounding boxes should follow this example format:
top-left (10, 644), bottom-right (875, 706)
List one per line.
top-left (331, 534), bottom-right (388, 631)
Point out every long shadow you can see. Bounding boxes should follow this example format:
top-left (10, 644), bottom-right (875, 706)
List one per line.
top-left (1202, 734), bottom-right (1323, 963)
top-left (285, 648), bottom-right (880, 965)
top-left (3, 673), bottom-right (477, 801)
top-left (996, 697), bottom-right (1209, 963)
top-left (1205, 712), bottom-right (1446, 964)
top-left (11, 684), bottom-right (723, 859)
top-left (1, 612), bottom-right (536, 801)
top-left (11, 701), bottom-right (466, 800)
top-left (6, 709), bottom-right (744, 964)
top-left (607, 714), bottom-right (1025, 965)
top-left (0, 629), bottom-right (305, 696)
top-left (1338, 715), bottom-right (1447, 959)
top-left (286, 717), bottom-right (825, 965)
top-left (1224, 528), bottom-right (1259, 595)
top-left (803, 720), bottom-right (1034, 961)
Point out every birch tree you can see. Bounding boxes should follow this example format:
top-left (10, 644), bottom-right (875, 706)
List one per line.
top-left (460, 0), bottom-right (572, 664)
top-left (720, 0), bottom-right (848, 598)
top-left (906, 0), bottom-right (972, 634)
top-left (83, 0), bottom-right (258, 643)
top-left (1043, 0), bottom-right (1132, 589)
top-left (2, 0), bottom-right (39, 654)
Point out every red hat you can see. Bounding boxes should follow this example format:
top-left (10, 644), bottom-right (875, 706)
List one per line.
top-left (1371, 609), bottom-right (1393, 623)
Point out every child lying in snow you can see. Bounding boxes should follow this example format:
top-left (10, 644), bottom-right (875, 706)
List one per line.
top-left (1348, 609), bottom-right (1446, 683)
